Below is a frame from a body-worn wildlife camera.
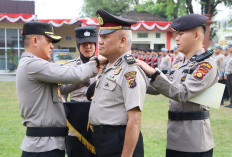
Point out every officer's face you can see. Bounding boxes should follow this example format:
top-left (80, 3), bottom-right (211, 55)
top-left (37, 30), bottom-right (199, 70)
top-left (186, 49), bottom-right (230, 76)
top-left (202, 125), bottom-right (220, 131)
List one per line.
top-left (175, 30), bottom-right (195, 55)
top-left (79, 42), bottom-right (95, 58)
top-left (37, 35), bottom-right (54, 60)
top-left (98, 31), bottom-right (120, 59)
top-left (228, 47), bottom-right (232, 53)
top-left (174, 49), bottom-right (179, 54)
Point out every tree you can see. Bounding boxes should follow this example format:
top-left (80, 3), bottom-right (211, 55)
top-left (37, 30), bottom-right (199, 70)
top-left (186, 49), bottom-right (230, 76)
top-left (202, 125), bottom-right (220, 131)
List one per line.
top-left (185, 0), bottom-right (232, 16)
top-left (80, 0), bottom-right (137, 17)
top-left (134, 0), bottom-right (188, 20)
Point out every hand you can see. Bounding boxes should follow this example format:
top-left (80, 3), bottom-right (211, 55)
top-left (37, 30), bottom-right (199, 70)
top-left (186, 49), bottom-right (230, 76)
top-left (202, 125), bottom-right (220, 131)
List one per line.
top-left (98, 55), bottom-right (108, 65)
top-left (136, 59), bottom-right (156, 75)
top-left (224, 75), bottom-right (227, 80)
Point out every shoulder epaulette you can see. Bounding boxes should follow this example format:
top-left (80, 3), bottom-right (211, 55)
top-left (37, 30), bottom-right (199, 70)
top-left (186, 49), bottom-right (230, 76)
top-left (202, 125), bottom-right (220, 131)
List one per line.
top-left (194, 50), bottom-right (213, 62)
top-left (124, 54), bottom-right (136, 65)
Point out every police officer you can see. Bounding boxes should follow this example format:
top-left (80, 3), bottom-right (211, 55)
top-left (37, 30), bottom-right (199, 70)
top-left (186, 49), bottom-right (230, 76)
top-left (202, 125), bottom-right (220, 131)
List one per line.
top-left (16, 22), bottom-right (105, 157)
top-left (212, 44), bottom-right (225, 105)
top-left (88, 9), bottom-right (147, 157)
top-left (172, 45), bottom-right (184, 66)
top-left (60, 26), bottom-right (98, 157)
top-left (225, 41), bottom-right (232, 108)
top-left (137, 14), bottom-right (217, 157)
top-left (158, 48), bottom-right (171, 74)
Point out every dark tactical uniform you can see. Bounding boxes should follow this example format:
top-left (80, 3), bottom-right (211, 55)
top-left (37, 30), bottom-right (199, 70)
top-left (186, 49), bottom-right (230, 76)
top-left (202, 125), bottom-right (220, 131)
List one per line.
top-left (17, 22), bottom-right (98, 157)
top-left (60, 26), bottom-right (98, 157)
top-left (147, 14), bottom-right (217, 157)
top-left (88, 9), bottom-right (147, 157)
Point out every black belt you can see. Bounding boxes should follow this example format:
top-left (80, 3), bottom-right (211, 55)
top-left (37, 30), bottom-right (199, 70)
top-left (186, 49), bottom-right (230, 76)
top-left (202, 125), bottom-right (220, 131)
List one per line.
top-left (26, 127), bottom-right (68, 137)
top-left (168, 110), bottom-right (209, 120)
top-left (92, 125), bottom-right (126, 133)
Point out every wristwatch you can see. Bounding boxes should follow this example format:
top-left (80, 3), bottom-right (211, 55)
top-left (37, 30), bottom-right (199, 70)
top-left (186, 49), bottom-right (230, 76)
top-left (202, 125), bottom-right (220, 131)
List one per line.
top-left (89, 56), bottom-right (100, 67)
top-left (151, 68), bottom-right (161, 80)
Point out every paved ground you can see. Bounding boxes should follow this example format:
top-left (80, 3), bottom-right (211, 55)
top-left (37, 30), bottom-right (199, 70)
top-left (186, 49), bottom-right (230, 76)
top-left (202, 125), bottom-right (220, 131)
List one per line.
top-left (0, 74), bottom-right (16, 81)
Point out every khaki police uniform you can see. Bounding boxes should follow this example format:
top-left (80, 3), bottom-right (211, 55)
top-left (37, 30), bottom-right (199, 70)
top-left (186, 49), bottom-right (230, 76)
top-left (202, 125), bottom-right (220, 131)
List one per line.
top-left (89, 52), bottom-right (147, 157)
top-left (16, 52), bottom-right (98, 152)
top-left (148, 49), bottom-right (218, 152)
top-left (172, 52), bottom-right (184, 66)
top-left (89, 51), bottom-right (147, 125)
top-left (212, 53), bottom-right (224, 77)
top-left (61, 58), bottom-right (96, 102)
top-left (225, 57), bottom-right (232, 106)
top-left (159, 55), bottom-right (172, 74)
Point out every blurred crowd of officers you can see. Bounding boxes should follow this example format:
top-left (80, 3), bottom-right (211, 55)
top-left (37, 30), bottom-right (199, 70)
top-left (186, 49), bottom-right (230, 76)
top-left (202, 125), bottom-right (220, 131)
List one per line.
top-left (131, 46), bottom-right (184, 74)
top-left (211, 42), bottom-right (232, 107)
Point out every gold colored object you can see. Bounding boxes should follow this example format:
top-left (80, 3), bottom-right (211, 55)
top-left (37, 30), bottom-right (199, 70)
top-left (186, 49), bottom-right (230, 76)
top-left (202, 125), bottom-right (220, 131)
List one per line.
top-left (113, 66), bottom-right (122, 75)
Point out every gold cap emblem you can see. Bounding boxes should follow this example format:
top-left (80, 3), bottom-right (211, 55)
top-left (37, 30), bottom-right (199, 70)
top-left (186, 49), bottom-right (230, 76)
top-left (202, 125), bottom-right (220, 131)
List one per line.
top-left (97, 14), bottom-right (104, 26)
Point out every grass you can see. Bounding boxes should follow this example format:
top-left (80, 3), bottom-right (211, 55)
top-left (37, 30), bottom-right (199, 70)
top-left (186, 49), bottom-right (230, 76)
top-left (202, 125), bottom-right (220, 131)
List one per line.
top-left (0, 81), bottom-right (231, 157)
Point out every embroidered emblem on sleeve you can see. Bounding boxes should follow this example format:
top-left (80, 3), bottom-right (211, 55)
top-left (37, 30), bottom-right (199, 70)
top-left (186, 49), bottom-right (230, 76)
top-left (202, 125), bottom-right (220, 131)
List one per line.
top-left (193, 62), bottom-right (212, 80)
top-left (124, 71), bottom-right (137, 88)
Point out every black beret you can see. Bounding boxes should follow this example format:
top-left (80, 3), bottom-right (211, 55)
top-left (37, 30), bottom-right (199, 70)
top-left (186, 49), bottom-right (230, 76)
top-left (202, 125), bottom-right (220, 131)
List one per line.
top-left (96, 9), bottom-right (137, 35)
top-left (22, 21), bottom-right (62, 43)
top-left (74, 26), bottom-right (98, 45)
top-left (171, 14), bottom-right (208, 31)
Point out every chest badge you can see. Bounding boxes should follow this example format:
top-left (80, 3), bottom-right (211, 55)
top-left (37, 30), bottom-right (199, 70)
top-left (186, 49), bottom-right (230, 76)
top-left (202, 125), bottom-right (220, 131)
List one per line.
top-left (113, 66), bottom-right (122, 75)
top-left (107, 75), bottom-right (116, 82)
top-left (181, 76), bottom-right (186, 82)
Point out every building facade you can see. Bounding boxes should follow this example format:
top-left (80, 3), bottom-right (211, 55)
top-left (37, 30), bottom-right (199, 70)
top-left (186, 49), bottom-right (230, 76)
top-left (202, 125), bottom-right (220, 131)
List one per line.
top-left (0, 0), bottom-right (176, 71)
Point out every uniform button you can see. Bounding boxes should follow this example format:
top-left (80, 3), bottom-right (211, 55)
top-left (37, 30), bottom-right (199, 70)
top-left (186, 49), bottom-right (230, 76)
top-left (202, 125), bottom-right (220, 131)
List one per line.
top-left (104, 82), bottom-right (109, 87)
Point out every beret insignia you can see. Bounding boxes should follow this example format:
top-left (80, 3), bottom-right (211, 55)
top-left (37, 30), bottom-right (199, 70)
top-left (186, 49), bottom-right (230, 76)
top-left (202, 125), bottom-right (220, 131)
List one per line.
top-left (84, 31), bottom-right (90, 37)
top-left (124, 71), bottom-right (137, 88)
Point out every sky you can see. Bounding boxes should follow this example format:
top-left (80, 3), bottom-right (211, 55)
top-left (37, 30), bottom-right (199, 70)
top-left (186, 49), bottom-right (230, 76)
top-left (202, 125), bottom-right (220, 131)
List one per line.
top-left (34, 0), bottom-right (83, 19)
top-left (34, 0), bottom-right (231, 21)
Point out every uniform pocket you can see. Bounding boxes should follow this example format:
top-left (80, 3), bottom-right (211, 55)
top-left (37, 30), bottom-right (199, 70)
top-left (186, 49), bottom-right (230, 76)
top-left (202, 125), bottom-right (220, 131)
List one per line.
top-left (103, 80), bottom-right (116, 91)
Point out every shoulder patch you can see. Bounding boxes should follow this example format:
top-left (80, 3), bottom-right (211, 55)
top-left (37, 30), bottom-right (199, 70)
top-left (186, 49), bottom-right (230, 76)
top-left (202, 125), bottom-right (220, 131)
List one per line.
top-left (124, 54), bottom-right (136, 65)
top-left (193, 62), bottom-right (212, 80)
top-left (124, 71), bottom-right (137, 88)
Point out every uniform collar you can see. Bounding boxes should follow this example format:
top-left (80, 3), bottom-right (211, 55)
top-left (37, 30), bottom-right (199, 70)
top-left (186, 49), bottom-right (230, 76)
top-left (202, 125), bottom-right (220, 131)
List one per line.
top-left (104, 51), bottom-right (131, 72)
top-left (21, 52), bottom-right (38, 58)
top-left (181, 49), bottom-right (204, 67)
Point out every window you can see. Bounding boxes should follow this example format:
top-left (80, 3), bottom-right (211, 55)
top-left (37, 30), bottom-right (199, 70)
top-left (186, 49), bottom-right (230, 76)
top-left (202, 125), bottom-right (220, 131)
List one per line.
top-left (137, 33), bottom-right (148, 38)
top-left (0, 28), bottom-right (24, 70)
top-left (0, 29), bottom-right (5, 48)
top-left (7, 29), bottom-right (18, 48)
top-left (156, 33), bottom-right (161, 38)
